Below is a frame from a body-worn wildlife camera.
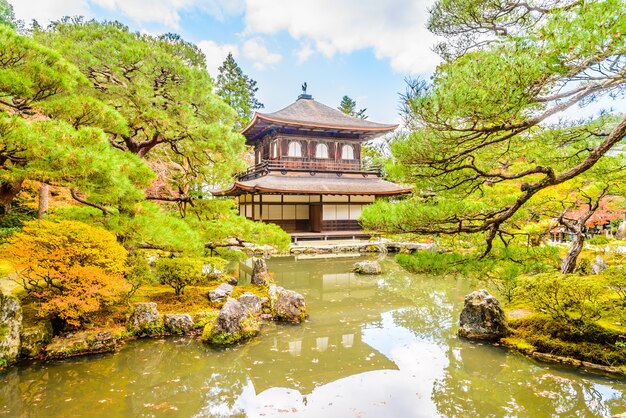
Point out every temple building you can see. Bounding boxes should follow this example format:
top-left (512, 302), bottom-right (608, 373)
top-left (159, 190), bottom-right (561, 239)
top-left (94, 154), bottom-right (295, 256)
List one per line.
top-left (217, 92), bottom-right (412, 235)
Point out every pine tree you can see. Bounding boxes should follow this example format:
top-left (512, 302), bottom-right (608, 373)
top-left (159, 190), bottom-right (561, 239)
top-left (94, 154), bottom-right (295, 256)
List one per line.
top-left (338, 95), bottom-right (367, 119)
top-left (215, 53), bottom-right (264, 128)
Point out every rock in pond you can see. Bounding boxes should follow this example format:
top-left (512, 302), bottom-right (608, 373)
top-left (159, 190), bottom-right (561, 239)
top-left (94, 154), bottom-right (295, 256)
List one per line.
top-left (274, 289), bottom-right (307, 323)
top-left (127, 302), bottom-right (164, 336)
top-left (201, 298), bottom-right (260, 345)
top-left (591, 255), bottom-right (608, 275)
top-left (163, 314), bottom-right (194, 334)
top-left (0, 293), bottom-right (22, 366)
top-left (20, 320), bottom-right (53, 358)
top-left (458, 289), bottom-right (508, 341)
top-left (251, 258), bottom-right (270, 286)
top-left (353, 260), bottom-right (382, 275)
top-left (238, 292), bottom-right (262, 315)
top-left (45, 330), bottom-right (120, 358)
top-left (208, 283), bottom-right (234, 303)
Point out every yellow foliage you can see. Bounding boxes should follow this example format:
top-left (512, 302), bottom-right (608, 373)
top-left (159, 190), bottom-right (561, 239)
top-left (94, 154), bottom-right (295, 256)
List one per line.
top-left (1, 220), bottom-right (129, 328)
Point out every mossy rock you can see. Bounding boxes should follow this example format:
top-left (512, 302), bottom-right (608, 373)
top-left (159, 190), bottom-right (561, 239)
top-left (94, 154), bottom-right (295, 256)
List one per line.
top-left (201, 314), bottom-right (260, 345)
top-left (44, 330), bottom-right (121, 358)
top-left (127, 302), bottom-right (165, 336)
top-left (20, 320), bottom-right (53, 358)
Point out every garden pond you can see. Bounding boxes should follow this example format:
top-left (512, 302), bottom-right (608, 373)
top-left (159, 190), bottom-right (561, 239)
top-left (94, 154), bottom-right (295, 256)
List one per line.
top-left (1, 255), bottom-right (626, 417)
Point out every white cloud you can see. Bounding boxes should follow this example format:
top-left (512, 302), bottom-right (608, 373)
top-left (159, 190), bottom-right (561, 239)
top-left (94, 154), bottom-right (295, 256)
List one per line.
top-left (9, 0), bottom-right (92, 25)
top-left (10, 0), bottom-right (245, 28)
top-left (295, 43), bottom-right (314, 64)
top-left (198, 40), bottom-right (239, 77)
top-left (242, 37), bottom-right (282, 70)
top-left (10, 0), bottom-right (441, 74)
top-left (243, 0), bottom-right (441, 74)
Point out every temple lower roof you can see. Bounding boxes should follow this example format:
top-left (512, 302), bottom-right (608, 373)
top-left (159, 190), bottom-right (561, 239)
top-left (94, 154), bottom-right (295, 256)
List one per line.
top-left (214, 173), bottom-right (413, 196)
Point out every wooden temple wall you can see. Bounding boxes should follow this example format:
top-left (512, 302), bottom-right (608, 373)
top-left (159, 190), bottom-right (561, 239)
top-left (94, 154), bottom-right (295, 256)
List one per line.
top-left (237, 194), bottom-right (375, 232)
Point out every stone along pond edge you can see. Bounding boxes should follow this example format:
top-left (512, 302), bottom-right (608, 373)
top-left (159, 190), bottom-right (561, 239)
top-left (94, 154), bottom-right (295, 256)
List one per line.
top-left (0, 258), bottom-right (308, 368)
top-left (458, 289), bottom-right (626, 378)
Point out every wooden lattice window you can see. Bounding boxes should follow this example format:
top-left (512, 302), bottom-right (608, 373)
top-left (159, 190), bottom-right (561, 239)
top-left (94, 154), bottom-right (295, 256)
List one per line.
top-left (315, 143), bottom-right (329, 159)
top-left (287, 141), bottom-right (302, 157)
top-left (341, 144), bottom-right (355, 160)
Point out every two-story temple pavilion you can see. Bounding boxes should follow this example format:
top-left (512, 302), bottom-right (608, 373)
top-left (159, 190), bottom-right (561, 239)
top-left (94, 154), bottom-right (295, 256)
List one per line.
top-left (216, 93), bottom-right (412, 234)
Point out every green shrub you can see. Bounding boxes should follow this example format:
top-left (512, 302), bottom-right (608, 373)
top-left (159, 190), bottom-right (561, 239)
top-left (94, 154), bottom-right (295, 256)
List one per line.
top-left (605, 267), bottom-right (626, 305)
top-left (587, 235), bottom-right (610, 245)
top-left (125, 255), bottom-right (157, 298)
top-left (489, 264), bottom-right (521, 303)
top-left (156, 257), bottom-right (205, 296)
top-left (519, 273), bottom-right (607, 325)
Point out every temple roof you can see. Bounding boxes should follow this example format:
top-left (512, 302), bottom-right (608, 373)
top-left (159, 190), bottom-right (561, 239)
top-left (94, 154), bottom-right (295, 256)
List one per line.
top-left (215, 173), bottom-right (413, 196)
top-left (242, 96), bottom-right (398, 142)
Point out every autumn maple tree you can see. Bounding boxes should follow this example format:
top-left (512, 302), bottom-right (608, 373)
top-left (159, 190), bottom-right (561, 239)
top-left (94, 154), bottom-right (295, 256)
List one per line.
top-left (2, 220), bottom-right (129, 328)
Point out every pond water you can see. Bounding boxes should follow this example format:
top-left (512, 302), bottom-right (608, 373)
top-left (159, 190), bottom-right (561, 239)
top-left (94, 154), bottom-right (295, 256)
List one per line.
top-left (1, 255), bottom-right (626, 417)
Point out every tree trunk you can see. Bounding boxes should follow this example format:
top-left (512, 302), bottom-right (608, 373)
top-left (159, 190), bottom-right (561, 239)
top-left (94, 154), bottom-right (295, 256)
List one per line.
top-left (561, 232), bottom-right (585, 274)
top-left (38, 183), bottom-right (49, 219)
top-left (0, 179), bottom-right (24, 218)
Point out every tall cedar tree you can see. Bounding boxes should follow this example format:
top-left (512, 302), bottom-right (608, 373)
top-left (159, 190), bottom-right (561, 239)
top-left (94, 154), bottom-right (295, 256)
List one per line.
top-left (0, 0), bottom-right (15, 28)
top-left (338, 95), bottom-right (367, 119)
top-left (361, 0), bottom-right (626, 269)
top-left (215, 52), bottom-right (264, 129)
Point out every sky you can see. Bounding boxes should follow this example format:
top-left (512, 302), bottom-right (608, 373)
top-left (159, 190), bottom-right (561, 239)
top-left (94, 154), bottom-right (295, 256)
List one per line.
top-left (8, 0), bottom-right (443, 124)
top-left (9, 0), bottom-right (623, 126)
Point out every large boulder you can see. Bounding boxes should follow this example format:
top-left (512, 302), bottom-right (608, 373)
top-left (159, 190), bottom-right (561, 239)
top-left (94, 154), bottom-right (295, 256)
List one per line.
top-left (201, 298), bottom-right (260, 345)
top-left (251, 258), bottom-right (270, 286)
top-left (208, 283), bottom-right (234, 303)
top-left (238, 292), bottom-right (262, 315)
top-left (20, 320), bottom-right (53, 358)
top-left (458, 289), bottom-right (508, 341)
top-left (353, 260), bottom-right (382, 275)
top-left (163, 314), bottom-right (194, 334)
top-left (127, 302), bottom-right (164, 336)
top-left (274, 289), bottom-right (307, 323)
top-left (45, 330), bottom-right (120, 358)
top-left (0, 293), bottom-right (22, 366)
top-left (591, 255), bottom-right (608, 275)
top-left (268, 284), bottom-right (283, 310)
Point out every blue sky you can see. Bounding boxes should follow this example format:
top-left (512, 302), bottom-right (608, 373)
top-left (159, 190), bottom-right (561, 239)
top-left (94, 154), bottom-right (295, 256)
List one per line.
top-left (9, 0), bottom-right (441, 124)
top-left (10, 0), bottom-right (623, 125)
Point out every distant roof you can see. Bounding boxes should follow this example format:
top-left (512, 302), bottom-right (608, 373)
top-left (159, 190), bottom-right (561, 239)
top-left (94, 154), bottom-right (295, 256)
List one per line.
top-left (242, 97), bottom-right (398, 142)
top-left (215, 173), bottom-right (413, 196)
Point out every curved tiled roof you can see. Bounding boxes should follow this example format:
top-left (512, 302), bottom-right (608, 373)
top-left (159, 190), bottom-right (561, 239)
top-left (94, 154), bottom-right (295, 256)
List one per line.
top-left (261, 98), bottom-right (397, 130)
top-left (242, 97), bottom-right (398, 141)
top-left (215, 174), bottom-right (413, 196)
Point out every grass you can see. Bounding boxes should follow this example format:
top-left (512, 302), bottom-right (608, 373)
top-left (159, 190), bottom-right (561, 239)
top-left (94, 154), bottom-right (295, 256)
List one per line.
top-left (130, 281), bottom-right (269, 314)
top-left (131, 285), bottom-right (215, 314)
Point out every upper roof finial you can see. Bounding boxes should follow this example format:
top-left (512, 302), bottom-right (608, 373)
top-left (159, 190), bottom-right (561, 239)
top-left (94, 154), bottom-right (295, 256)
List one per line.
top-left (298, 82), bottom-right (313, 100)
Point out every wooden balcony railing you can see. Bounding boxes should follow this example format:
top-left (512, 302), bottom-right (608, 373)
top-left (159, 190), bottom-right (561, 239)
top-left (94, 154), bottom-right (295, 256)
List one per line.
top-left (237, 159), bottom-right (380, 180)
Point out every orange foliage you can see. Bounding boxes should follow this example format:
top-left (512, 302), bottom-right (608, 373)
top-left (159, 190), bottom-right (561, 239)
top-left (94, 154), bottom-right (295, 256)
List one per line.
top-left (2, 220), bottom-right (129, 328)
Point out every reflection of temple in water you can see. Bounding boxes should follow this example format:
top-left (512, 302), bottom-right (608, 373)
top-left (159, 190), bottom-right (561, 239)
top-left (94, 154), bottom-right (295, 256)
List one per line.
top-left (237, 256), bottom-right (410, 394)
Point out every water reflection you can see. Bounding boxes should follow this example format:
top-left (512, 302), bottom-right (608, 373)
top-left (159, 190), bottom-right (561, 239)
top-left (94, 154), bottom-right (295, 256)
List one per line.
top-left (1, 255), bottom-right (626, 417)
